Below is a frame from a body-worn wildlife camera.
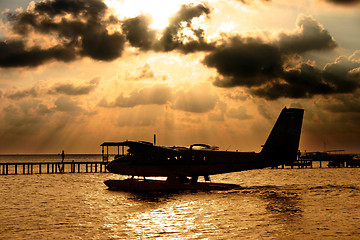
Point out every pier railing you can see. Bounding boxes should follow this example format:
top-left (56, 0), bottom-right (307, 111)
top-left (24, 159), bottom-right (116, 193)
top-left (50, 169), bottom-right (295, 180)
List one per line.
top-left (0, 161), bottom-right (108, 175)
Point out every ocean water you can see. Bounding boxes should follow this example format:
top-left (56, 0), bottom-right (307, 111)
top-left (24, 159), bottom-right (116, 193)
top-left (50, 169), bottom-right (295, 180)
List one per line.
top-left (0, 156), bottom-right (359, 239)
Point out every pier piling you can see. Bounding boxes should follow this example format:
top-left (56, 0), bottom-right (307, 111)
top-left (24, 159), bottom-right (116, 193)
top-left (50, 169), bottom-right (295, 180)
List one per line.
top-left (0, 161), bottom-right (108, 175)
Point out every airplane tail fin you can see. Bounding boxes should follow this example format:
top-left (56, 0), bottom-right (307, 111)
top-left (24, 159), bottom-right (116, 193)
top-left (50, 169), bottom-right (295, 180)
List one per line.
top-left (260, 107), bottom-right (304, 166)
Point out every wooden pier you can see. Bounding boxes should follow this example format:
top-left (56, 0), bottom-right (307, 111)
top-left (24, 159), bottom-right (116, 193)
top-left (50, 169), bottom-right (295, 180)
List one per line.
top-left (0, 161), bottom-right (108, 175)
top-left (276, 158), bottom-right (360, 169)
top-left (273, 151), bottom-right (360, 169)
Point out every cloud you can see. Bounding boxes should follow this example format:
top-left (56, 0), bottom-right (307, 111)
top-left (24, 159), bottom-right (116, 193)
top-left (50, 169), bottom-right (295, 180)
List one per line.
top-left (115, 106), bottom-right (164, 127)
top-left (1, 101), bottom-right (48, 136)
top-left (101, 83), bottom-right (218, 113)
top-left (122, 14), bottom-right (156, 51)
top-left (203, 16), bottom-right (360, 100)
top-left (157, 3), bottom-right (216, 53)
top-left (227, 106), bottom-right (252, 120)
top-left (204, 15), bottom-right (337, 88)
top-left (250, 63), bottom-right (331, 99)
top-left (122, 3), bottom-right (215, 54)
top-left (250, 53), bottom-right (360, 100)
top-left (204, 37), bottom-right (283, 88)
top-left (172, 85), bottom-right (218, 113)
top-left (236, 0), bottom-right (272, 4)
top-left (125, 64), bottom-right (167, 81)
top-left (54, 96), bottom-right (85, 112)
top-left (48, 78), bottom-right (100, 95)
top-left (257, 105), bottom-right (275, 120)
top-left (323, 94), bottom-right (360, 113)
top-left (1, 1), bottom-right (217, 68)
top-left (208, 101), bottom-right (227, 121)
top-left (101, 85), bottom-right (172, 108)
top-left (6, 87), bottom-right (39, 99)
top-left (278, 15), bottom-right (337, 53)
top-left (324, 0), bottom-right (360, 5)
top-left (2, 0), bottom-right (125, 67)
top-left (33, 0), bottom-right (108, 18)
top-left (0, 40), bottom-right (76, 68)
top-left (238, 0), bottom-right (360, 6)
top-left (322, 54), bottom-right (360, 92)
top-left (4, 78), bottom-right (99, 103)
top-left (80, 31), bottom-right (125, 61)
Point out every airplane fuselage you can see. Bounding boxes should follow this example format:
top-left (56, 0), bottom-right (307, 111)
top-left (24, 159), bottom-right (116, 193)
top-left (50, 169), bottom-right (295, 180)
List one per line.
top-left (106, 150), bottom-right (276, 177)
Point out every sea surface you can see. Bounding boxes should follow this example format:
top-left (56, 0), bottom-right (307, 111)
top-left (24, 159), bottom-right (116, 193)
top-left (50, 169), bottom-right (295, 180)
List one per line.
top-left (1, 155), bottom-right (359, 239)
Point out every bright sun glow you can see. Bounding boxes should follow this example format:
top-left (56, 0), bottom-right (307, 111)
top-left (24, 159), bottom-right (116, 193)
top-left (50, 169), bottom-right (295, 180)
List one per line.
top-left (105, 0), bottom-right (185, 30)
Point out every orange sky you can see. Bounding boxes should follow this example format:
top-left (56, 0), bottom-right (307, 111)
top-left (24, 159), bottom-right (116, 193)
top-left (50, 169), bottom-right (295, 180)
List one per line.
top-left (0, 0), bottom-right (359, 153)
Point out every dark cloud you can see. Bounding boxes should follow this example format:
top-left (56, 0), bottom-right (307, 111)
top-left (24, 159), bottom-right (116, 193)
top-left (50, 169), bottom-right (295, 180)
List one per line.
top-left (157, 3), bottom-right (216, 53)
top-left (80, 31), bottom-right (125, 61)
top-left (0, 40), bottom-right (76, 68)
top-left (324, 0), bottom-right (360, 5)
top-left (101, 85), bottom-right (172, 108)
top-left (204, 16), bottom-right (337, 89)
top-left (278, 15), bottom-right (337, 53)
top-left (7, 0), bottom-right (107, 35)
top-left (3, 0), bottom-right (125, 67)
top-left (33, 0), bottom-right (108, 18)
top-left (48, 78), bottom-right (100, 95)
top-left (204, 37), bottom-right (283, 88)
top-left (250, 63), bottom-right (333, 99)
top-left (250, 54), bottom-right (360, 100)
top-left (238, 0), bottom-right (360, 6)
top-left (2, 1), bottom-right (216, 68)
top-left (122, 3), bottom-right (215, 53)
top-left (204, 16), bottom-right (360, 100)
top-left (322, 54), bottom-right (360, 93)
top-left (122, 14), bottom-right (156, 51)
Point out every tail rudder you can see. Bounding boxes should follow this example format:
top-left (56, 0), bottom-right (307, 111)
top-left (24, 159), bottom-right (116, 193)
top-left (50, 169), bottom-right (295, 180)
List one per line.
top-left (260, 107), bottom-right (304, 165)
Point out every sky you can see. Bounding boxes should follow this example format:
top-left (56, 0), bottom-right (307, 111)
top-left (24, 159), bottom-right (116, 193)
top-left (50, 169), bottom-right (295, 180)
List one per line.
top-left (0, 0), bottom-right (359, 154)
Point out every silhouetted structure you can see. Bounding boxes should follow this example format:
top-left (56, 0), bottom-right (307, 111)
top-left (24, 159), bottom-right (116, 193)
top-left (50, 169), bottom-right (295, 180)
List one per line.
top-left (0, 161), bottom-right (107, 175)
top-left (299, 151), bottom-right (359, 168)
top-left (103, 107), bottom-right (304, 191)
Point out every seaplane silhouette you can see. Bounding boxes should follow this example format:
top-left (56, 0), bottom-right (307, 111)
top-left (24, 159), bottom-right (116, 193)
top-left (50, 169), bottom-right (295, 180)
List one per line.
top-left (103, 107), bottom-right (304, 191)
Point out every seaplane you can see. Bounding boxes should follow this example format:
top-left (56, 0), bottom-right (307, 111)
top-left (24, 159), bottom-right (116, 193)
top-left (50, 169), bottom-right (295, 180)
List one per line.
top-left (103, 107), bottom-right (304, 191)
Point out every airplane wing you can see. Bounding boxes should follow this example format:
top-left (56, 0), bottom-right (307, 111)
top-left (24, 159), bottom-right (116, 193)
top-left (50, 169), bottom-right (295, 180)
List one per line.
top-left (101, 141), bottom-right (182, 157)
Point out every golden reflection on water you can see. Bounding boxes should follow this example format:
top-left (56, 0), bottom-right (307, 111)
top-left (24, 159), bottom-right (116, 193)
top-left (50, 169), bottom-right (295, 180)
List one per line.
top-left (127, 202), bottom-right (199, 238)
top-left (82, 175), bottom-right (303, 239)
top-left (101, 190), bottom-right (301, 239)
